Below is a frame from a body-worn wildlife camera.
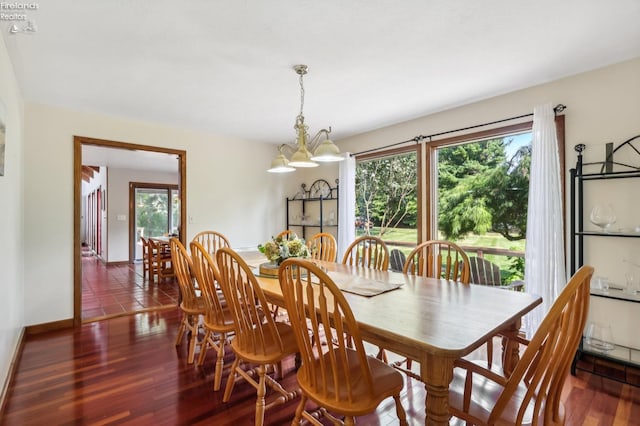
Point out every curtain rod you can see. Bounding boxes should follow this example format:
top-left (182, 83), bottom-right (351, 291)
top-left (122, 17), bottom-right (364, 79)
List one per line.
top-left (351, 103), bottom-right (566, 157)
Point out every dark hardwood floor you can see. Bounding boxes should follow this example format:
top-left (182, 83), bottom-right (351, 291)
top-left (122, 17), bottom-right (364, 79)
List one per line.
top-left (2, 261), bottom-right (639, 425)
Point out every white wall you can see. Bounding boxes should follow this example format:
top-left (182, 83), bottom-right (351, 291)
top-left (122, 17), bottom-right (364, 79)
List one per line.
top-left (107, 168), bottom-right (178, 262)
top-left (337, 58), bottom-right (640, 348)
top-left (22, 103), bottom-right (290, 326)
top-left (0, 35), bottom-right (24, 393)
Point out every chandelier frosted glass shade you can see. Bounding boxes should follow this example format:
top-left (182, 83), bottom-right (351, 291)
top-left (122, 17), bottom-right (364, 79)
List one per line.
top-left (311, 138), bottom-right (343, 162)
top-left (267, 153), bottom-right (295, 173)
top-left (288, 143), bottom-right (319, 167)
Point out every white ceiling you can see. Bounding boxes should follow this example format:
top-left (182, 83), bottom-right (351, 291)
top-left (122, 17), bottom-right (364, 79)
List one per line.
top-left (3, 0), bottom-right (640, 148)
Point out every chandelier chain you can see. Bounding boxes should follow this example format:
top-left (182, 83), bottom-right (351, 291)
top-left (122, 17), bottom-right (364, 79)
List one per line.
top-left (298, 72), bottom-right (305, 119)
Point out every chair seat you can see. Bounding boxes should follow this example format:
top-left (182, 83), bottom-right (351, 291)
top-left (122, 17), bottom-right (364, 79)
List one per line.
top-left (449, 360), bottom-right (563, 426)
top-left (180, 296), bottom-right (206, 316)
top-left (300, 348), bottom-right (405, 417)
top-left (230, 321), bottom-right (298, 365)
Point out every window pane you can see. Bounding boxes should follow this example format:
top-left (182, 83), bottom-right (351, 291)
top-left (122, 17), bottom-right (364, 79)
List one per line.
top-left (136, 188), bottom-right (169, 238)
top-left (355, 151), bottom-right (418, 256)
top-left (436, 132), bottom-right (530, 284)
top-left (171, 189), bottom-right (180, 235)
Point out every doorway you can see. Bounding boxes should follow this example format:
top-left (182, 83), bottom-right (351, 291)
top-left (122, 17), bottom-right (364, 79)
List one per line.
top-left (73, 136), bottom-right (187, 326)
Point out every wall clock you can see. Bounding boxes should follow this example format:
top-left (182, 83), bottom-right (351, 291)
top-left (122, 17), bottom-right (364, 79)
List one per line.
top-left (309, 179), bottom-right (332, 198)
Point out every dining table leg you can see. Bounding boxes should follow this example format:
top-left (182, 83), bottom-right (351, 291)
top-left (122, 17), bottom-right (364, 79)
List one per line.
top-left (500, 318), bottom-right (522, 375)
top-left (421, 353), bottom-right (454, 426)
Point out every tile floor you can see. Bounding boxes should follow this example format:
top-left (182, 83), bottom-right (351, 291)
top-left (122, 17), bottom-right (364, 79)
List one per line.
top-left (81, 255), bottom-right (180, 321)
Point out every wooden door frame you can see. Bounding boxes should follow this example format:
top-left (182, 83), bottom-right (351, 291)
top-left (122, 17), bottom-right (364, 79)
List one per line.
top-left (73, 136), bottom-right (187, 326)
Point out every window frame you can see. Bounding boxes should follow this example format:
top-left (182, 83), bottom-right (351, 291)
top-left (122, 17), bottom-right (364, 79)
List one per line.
top-left (425, 116), bottom-right (565, 242)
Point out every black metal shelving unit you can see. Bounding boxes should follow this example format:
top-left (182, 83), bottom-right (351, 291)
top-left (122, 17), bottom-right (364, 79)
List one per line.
top-left (570, 140), bottom-right (640, 386)
top-left (286, 179), bottom-right (339, 240)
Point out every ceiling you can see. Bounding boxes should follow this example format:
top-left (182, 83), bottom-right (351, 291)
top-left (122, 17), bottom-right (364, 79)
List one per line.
top-left (3, 1), bottom-right (640, 148)
top-left (82, 145), bottom-right (179, 173)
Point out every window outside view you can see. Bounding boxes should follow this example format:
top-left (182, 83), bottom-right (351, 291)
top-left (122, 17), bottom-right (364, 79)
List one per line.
top-left (355, 150), bottom-right (418, 255)
top-left (355, 131), bottom-right (531, 285)
top-left (437, 132), bottom-right (531, 284)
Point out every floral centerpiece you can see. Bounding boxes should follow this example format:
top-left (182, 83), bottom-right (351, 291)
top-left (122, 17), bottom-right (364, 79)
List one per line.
top-left (258, 234), bottom-right (310, 276)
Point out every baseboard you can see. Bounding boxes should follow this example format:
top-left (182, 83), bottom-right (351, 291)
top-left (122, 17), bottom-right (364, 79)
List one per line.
top-left (25, 318), bottom-right (74, 335)
top-left (106, 260), bottom-right (130, 266)
top-left (0, 327), bottom-right (25, 419)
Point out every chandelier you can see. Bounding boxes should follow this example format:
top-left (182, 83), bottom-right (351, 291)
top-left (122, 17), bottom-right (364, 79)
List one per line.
top-left (267, 64), bottom-right (344, 173)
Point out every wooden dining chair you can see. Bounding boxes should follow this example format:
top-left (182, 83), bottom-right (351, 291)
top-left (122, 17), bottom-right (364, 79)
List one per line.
top-left (143, 237), bottom-right (162, 282)
top-left (403, 240), bottom-right (470, 283)
top-left (190, 241), bottom-right (235, 391)
top-left (191, 230), bottom-right (231, 256)
top-left (306, 232), bottom-right (337, 262)
top-left (448, 265), bottom-right (593, 426)
top-left (150, 238), bottom-right (174, 282)
top-left (341, 235), bottom-right (389, 271)
top-left (469, 256), bottom-right (524, 291)
top-left (170, 238), bottom-right (206, 364)
top-left (279, 258), bottom-right (408, 426)
top-left (140, 236), bottom-right (151, 279)
top-left (215, 247), bottom-right (299, 426)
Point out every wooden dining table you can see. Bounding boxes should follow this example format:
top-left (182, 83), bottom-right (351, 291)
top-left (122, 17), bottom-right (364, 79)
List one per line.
top-left (149, 235), bottom-right (172, 246)
top-left (239, 251), bottom-right (542, 425)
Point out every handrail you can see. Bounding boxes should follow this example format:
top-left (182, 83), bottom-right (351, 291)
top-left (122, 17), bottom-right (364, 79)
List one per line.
top-left (458, 245), bottom-right (524, 259)
top-left (382, 240), bottom-right (525, 259)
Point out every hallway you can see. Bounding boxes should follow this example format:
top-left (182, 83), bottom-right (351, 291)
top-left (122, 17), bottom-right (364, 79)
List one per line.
top-left (81, 256), bottom-right (179, 321)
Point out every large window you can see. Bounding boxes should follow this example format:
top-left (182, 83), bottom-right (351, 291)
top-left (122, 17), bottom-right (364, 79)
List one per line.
top-left (429, 119), bottom-right (565, 284)
top-left (355, 118), bottom-right (565, 284)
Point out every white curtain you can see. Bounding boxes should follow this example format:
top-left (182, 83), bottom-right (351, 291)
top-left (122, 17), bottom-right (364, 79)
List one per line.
top-left (337, 154), bottom-right (356, 261)
top-left (524, 103), bottom-right (566, 337)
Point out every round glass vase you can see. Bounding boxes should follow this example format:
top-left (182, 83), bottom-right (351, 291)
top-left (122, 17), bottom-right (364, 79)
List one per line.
top-left (589, 204), bottom-right (616, 232)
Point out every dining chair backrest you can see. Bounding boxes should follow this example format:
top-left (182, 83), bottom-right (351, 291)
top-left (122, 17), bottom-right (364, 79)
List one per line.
top-left (146, 237), bottom-right (163, 267)
top-left (215, 247), bottom-right (285, 356)
top-left (169, 238), bottom-right (199, 309)
top-left (140, 236), bottom-right (151, 277)
top-left (158, 238), bottom-right (176, 279)
top-left (341, 235), bottom-right (389, 271)
top-left (488, 266), bottom-right (592, 424)
top-left (279, 258), bottom-right (376, 402)
top-left (389, 249), bottom-right (406, 272)
top-left (468, 256), bottom-right (525, 291)
top-left (469, 255), bottom-right (501, 286)
top-left (307, 232), bottom-right (337, 262)
top-left (190, 241), bottom-right (228, 328)
top-left (403, 240), bottom-right (470, 283)
top-left (192, 230), bottom-right (231, 257)
top-left (276, 229), bottom-right (295, 240)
